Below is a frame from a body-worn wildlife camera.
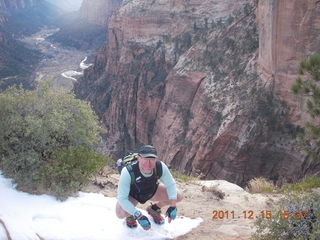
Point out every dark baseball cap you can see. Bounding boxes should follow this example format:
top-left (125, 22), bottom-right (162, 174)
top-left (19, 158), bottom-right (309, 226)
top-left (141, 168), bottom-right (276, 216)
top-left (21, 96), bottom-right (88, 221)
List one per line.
top-left (138, 145), bottom-right (158, 158)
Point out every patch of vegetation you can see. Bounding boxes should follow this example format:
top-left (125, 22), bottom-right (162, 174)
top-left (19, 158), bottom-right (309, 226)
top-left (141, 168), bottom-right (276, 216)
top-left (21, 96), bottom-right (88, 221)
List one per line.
top-left (278, 177), bottom-right (320, 193)
top-left (173, 32), bottom-right (193, 56)
top-left (170, 169), bottom-right (192, 182)
top-left (0, 85), bottom-right (110, 199)
top-left (39, 146), bottom-right (111, 199)
top-left (292, 54), bottom-right (320, 162)
top-left (245, 177), bottom-right (275, 193)
top-left (0, 39), bottom-right (42, 91)
top-left (246, 176), bottom-right (320, 194)
top-left (252, 192), bottom-right (320, 240)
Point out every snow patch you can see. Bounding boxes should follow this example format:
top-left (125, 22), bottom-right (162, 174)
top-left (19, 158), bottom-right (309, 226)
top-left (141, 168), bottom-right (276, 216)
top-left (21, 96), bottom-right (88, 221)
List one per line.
top-left (0, 172), bottom-right (202, 240)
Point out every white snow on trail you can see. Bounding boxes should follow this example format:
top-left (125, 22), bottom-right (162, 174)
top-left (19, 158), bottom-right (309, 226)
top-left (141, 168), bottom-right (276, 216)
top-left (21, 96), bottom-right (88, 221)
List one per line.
top-left (0, 172), bottom-right (202, 240)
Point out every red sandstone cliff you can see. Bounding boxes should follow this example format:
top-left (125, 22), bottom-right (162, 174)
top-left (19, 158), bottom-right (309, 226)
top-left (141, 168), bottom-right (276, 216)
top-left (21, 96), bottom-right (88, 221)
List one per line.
top-left (258, 0), bottom-right (320, 125)
top-left (76, 0), bottom-right (320, 185)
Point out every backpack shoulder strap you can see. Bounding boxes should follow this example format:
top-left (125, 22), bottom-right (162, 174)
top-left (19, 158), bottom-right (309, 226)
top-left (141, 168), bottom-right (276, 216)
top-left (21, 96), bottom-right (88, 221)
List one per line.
top-left (154, 160), bottom-right (163, 180)
top-left (126, 164), bottom-right (135, 185)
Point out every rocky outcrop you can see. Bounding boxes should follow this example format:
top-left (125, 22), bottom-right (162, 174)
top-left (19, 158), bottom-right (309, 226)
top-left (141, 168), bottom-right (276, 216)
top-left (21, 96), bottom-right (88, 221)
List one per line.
top-left (79, 0), bottom-right (122, 26)
top-left (76, 0), bottom-right (320, 186)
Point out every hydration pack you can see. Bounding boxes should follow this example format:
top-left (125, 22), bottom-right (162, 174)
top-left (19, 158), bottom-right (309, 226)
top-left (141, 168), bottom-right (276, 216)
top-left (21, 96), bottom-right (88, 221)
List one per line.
top-left (117, 153), bottom-right (139, 173)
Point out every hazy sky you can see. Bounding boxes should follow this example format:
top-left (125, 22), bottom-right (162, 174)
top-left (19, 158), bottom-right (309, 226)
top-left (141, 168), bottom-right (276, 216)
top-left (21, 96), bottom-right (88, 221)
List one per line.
top-left (46, 0), bottom-right (83, 12)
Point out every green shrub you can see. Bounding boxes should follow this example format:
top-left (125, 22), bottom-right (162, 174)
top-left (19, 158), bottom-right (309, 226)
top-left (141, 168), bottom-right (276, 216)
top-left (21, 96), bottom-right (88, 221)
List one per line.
top-left (278, 177), bottom-right (320, 193)
top-left (170, 169), bottom-right (192, 182)
top-left (0, 85), bottom-right (107, 198)
top-left (38, 146), bottom-right (110, 199)
top-left (291, 54), bottom-right (320, 162)
top-left (252, 192), bottom-right (320, 240)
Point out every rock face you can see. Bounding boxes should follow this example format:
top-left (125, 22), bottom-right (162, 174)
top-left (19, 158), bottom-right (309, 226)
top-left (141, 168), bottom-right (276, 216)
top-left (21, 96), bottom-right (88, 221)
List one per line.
top-left (52, 0), bottom-right (123, 50)
top-left (258, 0), bottom-right (320, 124)
top-left (76, 0), bottom-right (320, 186)
top-left (79, 0), bottom-right (122, 26)
top-left (0, 0), bottom-right (40, 30)
top-left (0, 0), bottom-right (39, 12)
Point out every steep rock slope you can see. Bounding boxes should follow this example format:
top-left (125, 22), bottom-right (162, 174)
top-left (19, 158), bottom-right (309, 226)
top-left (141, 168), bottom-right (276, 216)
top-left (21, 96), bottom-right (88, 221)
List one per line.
top-left (76, 0), bottom-right (320, 185)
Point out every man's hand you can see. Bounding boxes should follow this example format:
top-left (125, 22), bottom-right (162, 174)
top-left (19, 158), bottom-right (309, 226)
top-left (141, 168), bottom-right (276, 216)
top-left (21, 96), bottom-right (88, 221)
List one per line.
top-left (166, 206), bottom-right (177, 223)
top-left (134, 211), bottom-right (151, 230)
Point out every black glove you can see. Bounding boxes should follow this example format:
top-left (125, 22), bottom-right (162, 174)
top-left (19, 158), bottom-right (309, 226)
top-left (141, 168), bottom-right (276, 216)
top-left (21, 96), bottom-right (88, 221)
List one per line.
top-left (134, 211), bottom-right (151, 230)
top-left (166, 206), bottom-right (177, 223)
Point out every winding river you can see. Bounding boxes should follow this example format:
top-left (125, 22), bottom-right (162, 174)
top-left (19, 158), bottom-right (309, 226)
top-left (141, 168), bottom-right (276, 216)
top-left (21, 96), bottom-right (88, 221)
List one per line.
top-left (61, 57), bottom-right (93, 81)
top-left (21, 27), bottom-right (94, 90)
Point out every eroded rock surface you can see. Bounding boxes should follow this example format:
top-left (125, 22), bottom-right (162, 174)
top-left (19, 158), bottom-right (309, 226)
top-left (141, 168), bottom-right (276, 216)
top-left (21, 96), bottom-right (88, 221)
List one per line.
top-left (75, 0), bottom-right (320, 186)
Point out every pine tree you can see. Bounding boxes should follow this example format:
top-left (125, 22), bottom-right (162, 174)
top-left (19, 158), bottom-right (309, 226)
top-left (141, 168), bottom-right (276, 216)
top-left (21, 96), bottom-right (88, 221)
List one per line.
top-left (292, 54), bottom-right (320, 161)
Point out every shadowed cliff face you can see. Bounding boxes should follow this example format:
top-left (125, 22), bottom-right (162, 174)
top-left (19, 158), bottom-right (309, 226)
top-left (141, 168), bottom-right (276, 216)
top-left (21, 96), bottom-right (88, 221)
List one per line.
top-left (76, 0), bottom-right (320, 185)
top-left (79, 0), bottom-right (122, 26)
top-left (48, 0), bottom-right (123, 51)
top-left (0, 0), bottom-right (40, 29)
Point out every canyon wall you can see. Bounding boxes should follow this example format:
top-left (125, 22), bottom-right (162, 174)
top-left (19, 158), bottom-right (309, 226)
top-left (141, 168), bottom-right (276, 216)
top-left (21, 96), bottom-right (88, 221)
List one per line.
top-left (258, 0), bottom-right (320, 125)
top-left (0, 0), bottom-right (40, 30)
top-left (79, 0), bottom-right (122, 26)
top-left (0, 0), bottom-right (40, 12)
top-left (76, 0), bottom-right (320, 185)
top-left (0, 0), bottom-right (52, 90)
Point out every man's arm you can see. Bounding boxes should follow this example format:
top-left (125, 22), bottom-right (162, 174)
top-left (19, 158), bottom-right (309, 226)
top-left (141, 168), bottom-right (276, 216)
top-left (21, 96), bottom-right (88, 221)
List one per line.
top-left (117, 167), bottom-right (138, 216)
top-left (159, 162), bottom-right (177, 205)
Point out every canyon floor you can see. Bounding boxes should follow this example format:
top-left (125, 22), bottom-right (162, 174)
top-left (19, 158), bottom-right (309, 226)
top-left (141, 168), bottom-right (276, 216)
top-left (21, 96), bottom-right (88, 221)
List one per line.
top-left (20, 27), bottom-right (93, 90)
top-left (82, 167), bottom-right (286, 240)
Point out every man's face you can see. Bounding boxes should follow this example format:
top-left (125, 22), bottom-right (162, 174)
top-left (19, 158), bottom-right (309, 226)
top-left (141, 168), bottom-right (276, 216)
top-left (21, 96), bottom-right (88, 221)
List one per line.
top-left (137, 156), bottom-right (156, 174)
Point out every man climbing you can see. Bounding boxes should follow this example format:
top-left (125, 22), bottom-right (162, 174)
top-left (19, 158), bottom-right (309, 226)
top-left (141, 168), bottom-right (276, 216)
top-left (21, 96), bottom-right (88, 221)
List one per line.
top-left (115, 145), bottom-right (183, 230)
